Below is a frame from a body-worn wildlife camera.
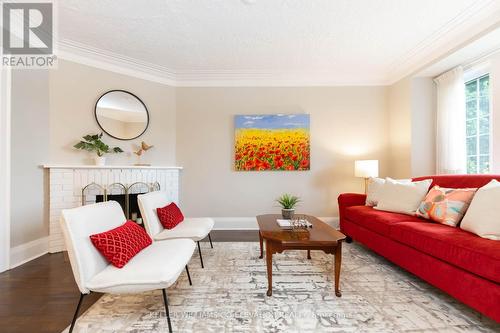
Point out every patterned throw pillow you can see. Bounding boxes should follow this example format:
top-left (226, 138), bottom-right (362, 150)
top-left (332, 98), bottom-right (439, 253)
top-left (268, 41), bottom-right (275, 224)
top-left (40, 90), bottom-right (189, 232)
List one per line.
top-left (157, 203), bottom-right (184, 229)
top-left (416, 186), bottom-right (476, 227)
top-left (90, 220), bottom-right (152, 268)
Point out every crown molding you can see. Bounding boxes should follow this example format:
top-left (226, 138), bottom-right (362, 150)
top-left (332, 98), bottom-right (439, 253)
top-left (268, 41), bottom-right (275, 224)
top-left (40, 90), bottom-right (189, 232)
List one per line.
top-left (58, 39), bottom-right (177, 86)
top-left (173, 70), bottom-right (386, 87)
top-left (57, 40), bottom-right (387, 86)
top-left (386, 0), bottom-right (500, 84)
top-left (57, 0), bottom-right (500, 87)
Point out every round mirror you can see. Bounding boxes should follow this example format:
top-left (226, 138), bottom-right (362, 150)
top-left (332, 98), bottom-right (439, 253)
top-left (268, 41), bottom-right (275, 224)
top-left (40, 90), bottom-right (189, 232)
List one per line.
top-left (95, 90), bottom-right (149, 140)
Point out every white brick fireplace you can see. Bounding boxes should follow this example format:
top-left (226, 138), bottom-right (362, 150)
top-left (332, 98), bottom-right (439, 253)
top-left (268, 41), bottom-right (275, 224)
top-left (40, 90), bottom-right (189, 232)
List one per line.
top-left (44, 165), bottom-right (182, 253)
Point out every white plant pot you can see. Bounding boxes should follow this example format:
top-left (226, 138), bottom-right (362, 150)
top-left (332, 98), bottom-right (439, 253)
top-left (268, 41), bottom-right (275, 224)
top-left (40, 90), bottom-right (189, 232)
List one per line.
top-left (94, 156), bottom-right (106, 166)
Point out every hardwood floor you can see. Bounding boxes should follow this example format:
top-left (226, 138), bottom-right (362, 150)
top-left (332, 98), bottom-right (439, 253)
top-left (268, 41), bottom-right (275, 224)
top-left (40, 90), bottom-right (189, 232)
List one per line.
top-left (0, 252), bottom-right (102, 333)
top-left (0, 231), bottom-right (257, 333)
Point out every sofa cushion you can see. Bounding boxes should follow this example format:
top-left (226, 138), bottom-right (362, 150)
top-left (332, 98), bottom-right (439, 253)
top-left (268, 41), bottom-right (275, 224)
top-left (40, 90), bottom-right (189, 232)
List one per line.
top-left (344, 206), bottom-right (425, 235)
top-left (390, 222), bottom-right (500, 283)
top-left (87, 238), bottom-right (195, 294)
top-left (413, 175), bottom-right (500, 189)
top-left (154, 217), bottom-right (214, 242)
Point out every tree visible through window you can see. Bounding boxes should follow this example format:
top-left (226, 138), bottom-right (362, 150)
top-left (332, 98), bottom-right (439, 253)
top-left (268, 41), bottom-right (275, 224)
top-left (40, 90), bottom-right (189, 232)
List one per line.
top-left (465, 74), bottom-right (490, 174)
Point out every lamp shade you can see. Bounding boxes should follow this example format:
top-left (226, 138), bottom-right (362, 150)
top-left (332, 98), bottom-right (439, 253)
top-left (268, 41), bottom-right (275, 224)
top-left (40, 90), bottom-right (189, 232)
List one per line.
top-left (355, 160), bottom-right (379, 178)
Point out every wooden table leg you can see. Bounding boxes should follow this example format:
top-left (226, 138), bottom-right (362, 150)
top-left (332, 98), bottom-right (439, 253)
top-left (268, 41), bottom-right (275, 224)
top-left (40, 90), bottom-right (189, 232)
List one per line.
top-left (259, 231), bottom-right (264, 259)
top-left (307, 250), bottom-right (311, 259)
top-left (266, 241), bottom-right (273, 296)
top-left (334, 242), bottom-right (342, 297)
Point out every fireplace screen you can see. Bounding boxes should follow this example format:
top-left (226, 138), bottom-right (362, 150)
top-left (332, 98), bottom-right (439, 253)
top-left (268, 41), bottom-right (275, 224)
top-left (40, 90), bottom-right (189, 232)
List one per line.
top-left (82, 181), bottom-right (160, 224)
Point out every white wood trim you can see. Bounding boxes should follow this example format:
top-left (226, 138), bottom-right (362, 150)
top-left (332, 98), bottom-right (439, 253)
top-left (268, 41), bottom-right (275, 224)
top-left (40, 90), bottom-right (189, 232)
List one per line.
top-left (43, 165), bottom-right (183, 170)
top-left (9, 237), bottom-right (49, 269)
top-left (463, 60), bottom-right (491, 82)
top-left (58, 39), bottom-right (176, 86)
top-left (388, 0), bottom-right (500, 84)
top-left (0, 67), bottom-right (11, 272)
top-left (212, 216), bottom-right (339, 231)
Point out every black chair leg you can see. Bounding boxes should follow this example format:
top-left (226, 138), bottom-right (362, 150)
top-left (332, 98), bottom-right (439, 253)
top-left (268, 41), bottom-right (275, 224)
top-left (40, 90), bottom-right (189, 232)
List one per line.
top-left (185, 265), bottom-right (192, 286)
top-left (162, 289), bottom-right (173, 333)
top-left (208, 233), bottom-right (213, 248)
top-left (197, 241), bottom-right (204, 268)
top-left (69, 293), bottom-right (86, 333)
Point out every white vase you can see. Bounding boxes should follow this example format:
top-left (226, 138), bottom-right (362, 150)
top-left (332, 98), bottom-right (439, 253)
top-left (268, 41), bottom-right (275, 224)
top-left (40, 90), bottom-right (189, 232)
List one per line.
top-left (94, 156), bottom-right (106, 166)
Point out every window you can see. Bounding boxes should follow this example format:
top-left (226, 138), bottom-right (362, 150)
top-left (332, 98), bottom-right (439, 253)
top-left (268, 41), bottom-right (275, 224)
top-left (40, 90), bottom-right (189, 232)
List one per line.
top-left (465, 74), bottom-right (490, 174)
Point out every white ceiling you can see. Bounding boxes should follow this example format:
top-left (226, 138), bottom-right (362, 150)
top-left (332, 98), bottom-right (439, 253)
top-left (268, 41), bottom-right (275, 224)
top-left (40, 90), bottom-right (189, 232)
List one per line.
top-left (58, 0), bottom-right (500, 86)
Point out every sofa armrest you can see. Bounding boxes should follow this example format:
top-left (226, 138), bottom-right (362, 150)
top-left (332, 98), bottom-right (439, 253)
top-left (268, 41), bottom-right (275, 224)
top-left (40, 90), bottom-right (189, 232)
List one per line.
top-left (338, 193), bottom-right (366, 208)
top-left (337, 193), bottom-right (366, 234)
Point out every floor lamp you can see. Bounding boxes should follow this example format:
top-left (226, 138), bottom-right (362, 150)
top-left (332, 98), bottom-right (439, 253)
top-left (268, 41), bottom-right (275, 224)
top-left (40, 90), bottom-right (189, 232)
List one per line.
top-left (355, 160), bottom-right (379, 194)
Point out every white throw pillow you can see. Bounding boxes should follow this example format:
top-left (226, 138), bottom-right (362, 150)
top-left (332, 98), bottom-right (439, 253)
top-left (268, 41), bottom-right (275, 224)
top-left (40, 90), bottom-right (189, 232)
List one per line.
top-left (375, 178), bottom-right (432, 215)
top-left (365, 177), bottom-right (411, 206)
top-left (365, 177), bottom-right (385, 206)
top-left (460, 180), bottom-right (500, 240)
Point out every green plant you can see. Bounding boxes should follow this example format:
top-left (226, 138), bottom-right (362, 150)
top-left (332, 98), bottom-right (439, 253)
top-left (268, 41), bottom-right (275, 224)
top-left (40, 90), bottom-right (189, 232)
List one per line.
top-left (73, 133), bottom-right (124, 157)
top-left (276, 194), bottom-right (300, 209)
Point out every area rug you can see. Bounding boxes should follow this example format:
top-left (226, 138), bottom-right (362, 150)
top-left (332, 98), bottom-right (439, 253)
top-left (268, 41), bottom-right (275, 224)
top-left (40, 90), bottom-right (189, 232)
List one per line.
top-left (64, 242), bottom-right (499, 332)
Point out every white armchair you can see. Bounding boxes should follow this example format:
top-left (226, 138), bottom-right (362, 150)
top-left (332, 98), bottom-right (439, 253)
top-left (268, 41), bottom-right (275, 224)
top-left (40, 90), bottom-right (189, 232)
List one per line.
top-left (138, 191), bottom-right (214, 268)
top-left (60, 201), bottom-right (195, 333)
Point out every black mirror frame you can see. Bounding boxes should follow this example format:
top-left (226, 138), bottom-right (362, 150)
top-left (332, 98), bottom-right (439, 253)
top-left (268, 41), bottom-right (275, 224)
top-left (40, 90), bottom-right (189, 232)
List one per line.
top-left (94, 89), bottom-right (150, 141)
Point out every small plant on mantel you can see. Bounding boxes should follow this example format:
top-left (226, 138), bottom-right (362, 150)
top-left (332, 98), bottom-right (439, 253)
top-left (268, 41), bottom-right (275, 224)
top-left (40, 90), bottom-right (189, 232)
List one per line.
top-left (73, 133), bottom-right (124, 166)
top-left (276, 193), bottom-right (300, 219)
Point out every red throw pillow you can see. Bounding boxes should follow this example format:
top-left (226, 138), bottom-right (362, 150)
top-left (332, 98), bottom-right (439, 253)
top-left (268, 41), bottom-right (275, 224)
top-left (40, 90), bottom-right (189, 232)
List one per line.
top-left (90, 220), bottom-right (152, 268)
top-left (157, 203), bottom-right (184, 229)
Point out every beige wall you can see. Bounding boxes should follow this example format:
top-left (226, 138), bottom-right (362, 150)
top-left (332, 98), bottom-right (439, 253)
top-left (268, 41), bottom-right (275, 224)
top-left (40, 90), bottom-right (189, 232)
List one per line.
top-left (491, 53), bottom-right (500, 173)
top-left (49, 60), bottom-right (176, 165)
top-left (388, 78), bottom-right (412, 178)
top-left (176, 87), bottom-right (389, 217)
top-left (388, 77), bottom-right (437, 178)
top-left (10, 69), bottom-right (50, 247)
top-left (411, 78), bottom-right (436, 177)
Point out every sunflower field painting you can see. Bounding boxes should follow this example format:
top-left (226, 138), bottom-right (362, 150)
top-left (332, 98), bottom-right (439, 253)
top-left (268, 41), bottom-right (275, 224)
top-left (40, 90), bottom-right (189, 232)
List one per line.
top-left (235, 114), bottom-right (310, 171)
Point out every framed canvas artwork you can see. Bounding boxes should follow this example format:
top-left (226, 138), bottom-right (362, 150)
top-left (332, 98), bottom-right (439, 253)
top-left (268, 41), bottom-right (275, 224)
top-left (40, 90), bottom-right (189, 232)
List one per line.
top-left (234, 114), bottom-right (310, 171)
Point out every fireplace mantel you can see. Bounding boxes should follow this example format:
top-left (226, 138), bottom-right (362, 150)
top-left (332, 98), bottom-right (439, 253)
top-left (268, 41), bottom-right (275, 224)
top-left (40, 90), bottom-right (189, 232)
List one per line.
top-left (43, 165), bottom-right (183, 170)
top-left (45, 165), bottom-right (181, 253)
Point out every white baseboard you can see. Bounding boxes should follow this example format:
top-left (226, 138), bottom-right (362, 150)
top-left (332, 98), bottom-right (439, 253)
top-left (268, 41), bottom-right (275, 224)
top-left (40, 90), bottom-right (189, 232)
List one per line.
top-left (213, 216), bottom-right (339, 230)
top-left (10, 236), bottom-right (49, 269)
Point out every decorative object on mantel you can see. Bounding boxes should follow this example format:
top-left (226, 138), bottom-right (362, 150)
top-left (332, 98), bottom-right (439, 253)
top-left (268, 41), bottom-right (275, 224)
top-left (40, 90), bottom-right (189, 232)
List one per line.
top-left (276, 193), bottom-right (300, 219)
top-left (134, 141), bottom-right (154, 166)
top-left (73, 133), bottom-right (124, 166)
top-left (95, 90), bottom-right (149, 140)
top-left (234, 114), bottom-right (310, 171)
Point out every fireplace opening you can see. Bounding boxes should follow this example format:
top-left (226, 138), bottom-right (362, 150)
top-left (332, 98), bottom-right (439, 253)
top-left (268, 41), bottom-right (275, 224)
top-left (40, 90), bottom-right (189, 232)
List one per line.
top-left (95, 192), bottom-right (146, 223)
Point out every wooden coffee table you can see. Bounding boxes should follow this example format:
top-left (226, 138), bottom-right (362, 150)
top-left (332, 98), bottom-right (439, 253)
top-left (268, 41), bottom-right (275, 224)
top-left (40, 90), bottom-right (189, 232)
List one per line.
top-left (257, 214), bottom-right (346, 297)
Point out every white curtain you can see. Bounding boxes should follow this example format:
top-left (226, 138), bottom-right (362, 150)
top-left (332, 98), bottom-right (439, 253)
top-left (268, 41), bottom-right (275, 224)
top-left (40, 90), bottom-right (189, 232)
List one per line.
top-left (434, 66), bottom-right (466, 174)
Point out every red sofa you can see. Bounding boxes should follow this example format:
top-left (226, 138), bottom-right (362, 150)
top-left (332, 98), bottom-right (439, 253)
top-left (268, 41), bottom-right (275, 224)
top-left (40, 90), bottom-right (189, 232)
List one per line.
top-left (338, 175), bottom-right (500, 322)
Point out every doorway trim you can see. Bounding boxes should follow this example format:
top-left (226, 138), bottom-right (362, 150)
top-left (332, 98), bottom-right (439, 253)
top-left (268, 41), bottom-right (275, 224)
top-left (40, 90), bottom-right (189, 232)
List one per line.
top-left (0, 67), bottom-right (12, 272)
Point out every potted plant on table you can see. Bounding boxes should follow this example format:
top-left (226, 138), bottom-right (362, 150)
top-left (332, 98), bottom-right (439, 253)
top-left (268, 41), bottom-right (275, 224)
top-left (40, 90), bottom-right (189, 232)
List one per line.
top-left (73, 133), bottom-right (124, 166)
top-left (276, 193), bottom-right (300, 219)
